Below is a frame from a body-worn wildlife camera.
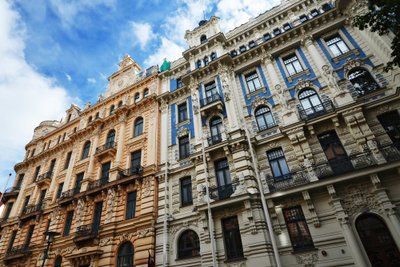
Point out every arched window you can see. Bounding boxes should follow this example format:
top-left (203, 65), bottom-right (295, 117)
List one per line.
top-left (196, 60), bottom-right (202, 69)
top-left (348, 68), bottom-right (379, 96)
top-left (95, 112), bottom-right (100, 119)
top-left (117, 242), bottom-right (134, 267)
top-left (88, 116), bottom-right (92, 123)
top-left (211, 52), bottom-right (217, 60)
top-left (204, 56), bottom-right (209, 66)
top-left (118, 101), bottom-right (123, 107)
top-left (356, 214), bottom-right (400, 266)
top-left (178, 230), bottom-right (200, 259)
top-left (109, 105), bottom-right (115, 115)
top-left (54, 255), bottom-right (62, 267)
top-left (143, 88), bottom-right (149, 98)
top-left (255, 106), bottom-right (275, 131)
top-left (134, 117), bottom-right (143, 137)
top-left (209, 117), bottom-right (223, 145)
top-left (81, 141), bottom-right (91, 159)
top-left (106, 129), bottom-right (116, 147)
top-left (298, 89), bottom-right (324, 118)
top-left (200, 34), bottom-right (207, 44)
top-left (134, 93), bottom-right (140, 103)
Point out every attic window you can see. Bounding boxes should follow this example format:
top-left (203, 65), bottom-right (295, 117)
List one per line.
top-left (322, 3), bottom-right (331, 12)
top-left (200, 35), bottom-right (207, 44)
top-left (196, 60), bottom-right (202, 69)
top-left (263, 33), bottom-right (271, 41)
top-left (239, 46), bottom-right (247, 53)
top-left (283, 23), bottom-right (291, 31)
top-left (299, 15), bottom-right (308, 23)
top-left (311, 9), bottom-right (319, 17)
top-left (273, 28), bottom-right (281, 36)
top-left (230, 50), bottom-right (238, 57)
top-left (211, 52), bottom-right (217, 60)
top-left (204, 56), bottom-right (209, 66)
top-left (249, 40), bottom-right (256, 48)
top-left (67, 114), bottom-right (72, 123)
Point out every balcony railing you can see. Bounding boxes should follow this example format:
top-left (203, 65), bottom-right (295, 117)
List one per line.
top-left (200, 93), bottom-right (222, 107)
top-left (87, 178), bottom-right (109, 191)
top-left (35, 171), bottom-right (53, 183)
top-left (118, 166), bottom-right (143, 179)
top-left (266, 169), bottom-right (310, 192)
top-left (95, 142), bottom-right (116, 154)
top-left (207, 134), bottom-right (222, 146)
top-left (209, 184), bottom-right (234, 200)
top-left (5, 245), bottom-right (29, 259)
top-left (1, 187), bottom-right (20, 202)
top-left (60, 186), bottom-right (81, 200)
top-left (298, 100), bottom-right (335, 121)
top-left (75, 224), bottom-right (98, 238)
top-left (257, 122), bottom-right (277, 132)
top-left (21, 204), bottom-right (42, 216)
top-left (379, 143), bottom-right (400, 162)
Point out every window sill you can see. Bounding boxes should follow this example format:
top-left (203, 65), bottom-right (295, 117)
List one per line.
top-left (224, 256), bottom-right (247, 263)
top-left (180, 203), bottom-right (193, 208)
top-left (126, 134), bottom-right (146, 147)
top-left (332, 48), bottom-right (359, 64)
top-left (175, 255), bottom-right (201, 261)
top-left (176, 119), bottom-right (190, 128)
top-left (246, 87), bottom-right (267, 99)
top-left (291, 247), bottom-right (318, 255)
top-left (286, 69), bottom-right (311, 83)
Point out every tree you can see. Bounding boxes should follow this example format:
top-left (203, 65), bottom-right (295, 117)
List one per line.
top-left (353, 0), bottom-right (400, 71)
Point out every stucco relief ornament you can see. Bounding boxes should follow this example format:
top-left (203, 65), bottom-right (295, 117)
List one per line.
top-left (105, 188), bottom-right (116, 224)
top-left (296, 251), bottom-right (319, 267)
top-left (177, 127), bottom-right (189, 138)
top-left (191, 91), bottom-right (199, 114)
top-left (83, 102), bottom-right (91, 110)
top-left (343, 58), bottom-right (363, 74)
top-left (322, 65), bottom-right (345, 96)
top-left (251, 96), bottom-right (268, 111)
top-left (274, 84), bottom-right (290, 113)
top-left (97, 94), bottom-right (105, 102)
top-left (75, 198), bottom-right (85, 226)
top-left (142, 177), bottom-right (151, 197)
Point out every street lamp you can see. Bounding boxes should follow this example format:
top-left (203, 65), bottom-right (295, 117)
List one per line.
top-left (41, 231), bottom-right (60, 267)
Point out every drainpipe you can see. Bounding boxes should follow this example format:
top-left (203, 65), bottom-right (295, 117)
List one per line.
top-left (241, 120), bottom-right (282, 267)
top-left (162, 104), bottom-right (169, 267)
top-left (197, 97), bottom-right (218, 267)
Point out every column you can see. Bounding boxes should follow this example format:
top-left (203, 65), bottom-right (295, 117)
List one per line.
top-left (301, 35), bottom-right (328, 75)
top-left (115, 113), bottom-right (127, 167)
top-left (219, 65), bottom-right (239, 132)
top-left (263, 54), bottom-right (280, 88)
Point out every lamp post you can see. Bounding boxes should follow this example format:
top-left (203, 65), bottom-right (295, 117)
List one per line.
top-left (41, 231), bottom-right (60, 267)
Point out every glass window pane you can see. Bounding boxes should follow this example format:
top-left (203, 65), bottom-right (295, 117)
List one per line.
top-left (337, 41), bottom-right (349, 54)
top-left (278, 158), bottom-right (290, 175)
top-left (293, 60), bottom-right (303, 73)
top-left (329, 44), bottom-right (341, 57)
top-left (286, 64), bottom-right (295, 76)
top-left (271, 161), bottom-right (282, 177)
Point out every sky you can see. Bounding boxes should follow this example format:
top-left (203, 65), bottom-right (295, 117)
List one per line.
top-left (0, 0), bottom-right (281, 191)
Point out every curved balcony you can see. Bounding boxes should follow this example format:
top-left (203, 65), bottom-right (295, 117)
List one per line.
top-left (118, 166), bottom-right (143, 179)
top-left (95, 142), bottom-right (117, 159)
top-left (1, 187), bottom-right (20, 203)
top-left (200, 93), bottom-right (224, 116)
top-left (74, 224), bottom-right (99, 246)
top-left (4, 245), bottom-right (30, 262)
top-left (20, 204), bottom-right (42, 220)
top-left (298, 100), bottom-right (335, 121)
top-left (35, 171), bottom-right (52, 186)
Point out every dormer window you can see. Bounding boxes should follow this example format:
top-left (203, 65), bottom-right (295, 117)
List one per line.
top-left (134, 93), bottom-right (140, 103)
top-left (67, 114), bottom-right (72, 123)
top-left (230, 50), bottom-right (238, 57)
top-left (322, 3), bottom-right (331, 12)
top-left (109, 105), bottom-right (115, 115)
top-left (143, 88), bottom-right (149, 98)
top-left (311, 9), bottom-right (319, 17)
top-left (204, 56), bottom-right (209, 66)
top-left (299, 15), bottom-right (308, 23)
top-left (118, 100), bottom-right (123, 107)
top-left (211, 52), bottom-right (217, 61)
top-left (249, 40), bottom-right (256, 48)
top-left (283, 23), bottom-right (291, 31)
top-left (273, 28), bottom-right (281, 36)
top-left (196, 60), bottom-right (202, 69)
top-left (239, 46), bottom-right (247, 53)
top-left (263, 33), bottom-right (271, 41)
top-left (200, 35), bottom-right (207, 44)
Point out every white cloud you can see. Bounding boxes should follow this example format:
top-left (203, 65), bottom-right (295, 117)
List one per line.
top-left (65, 73), bottom-right (72, 81)
top-left (144, 37), bottom-right (185, 67)
top-left (87, 78), bottom-right (96, 84)
top-left (129, 22), bottom-right (156, 50)
top-left (0, 0), bottom-right (74, 188)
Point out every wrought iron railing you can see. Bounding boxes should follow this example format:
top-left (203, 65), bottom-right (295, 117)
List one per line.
top-left (60, 186), bottom-right (81, 200)
top-left (209, 184), bottom-right (234, 200)
top-left (379, 143), bottom-right (400, 162)
top-left (298, 100), bottom-right (335, 120)
top-left (5, 245), bottom-right (29, 258)
top-left (4, 186), bottom-right (20, 193)
top-left (36, 171), bottom-right (53, 182)
top-left (75, 224), bottom-right (98, 238)
top-left (266, 169), bottom-right (310, 192)
top-left (21, 204), bottom-right (42, 216)
top-left (95, 142), bottom-right (116, 154)
top-left (207, 134), bottom-right (222, 146)
top-left (200, 93), bottom-right (222, 107)
top-left (87, 178), bottom-right (109, 190)
top-left (118, 166), bottom-right (143, 179)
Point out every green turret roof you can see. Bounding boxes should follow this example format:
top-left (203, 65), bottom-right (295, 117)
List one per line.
top-left (160, 58), bottom-right (171, 72)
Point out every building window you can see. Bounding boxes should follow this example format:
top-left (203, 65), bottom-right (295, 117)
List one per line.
top-left (23, 196), bottom-right (30, 209)
top-left (106, 129), bottom-right (116, 147)
top-left (54, 255), bottom-right (62, 267)
top-left (325, 35), bottom-right (350, 57)
top-left (273, 28), bottom-right (281, 36)
top-left (239, 45), bottom-right (247, 53)
top-left (16, 173), bottom-right (24, 189)
top-left (100, 162), bottom-right (111, 183)
top-left (245, 71), bottom-right (262, 92)
top-left (211, 52), bottom-right (217, 60)
top-left (263, 33), bottom-right (271, 41)
top-left (178, 102), bottom-right (188, 123)
top-left (311, 9), bottom-right (319, 17)
top-left (204, 56), bottom-right (209, 66)
top-left (109, 105), bottom-right (115, 115)
top-left (283, 206), bottom-right (314, 251)
top-left (196, 60), bottom-right (202, 69)
top-left (48, 158), bottom-right (56, 175)
top-left (299, 15), bottom-right (308, 23)
top-left (209, 117), bottom-right (223, 145)
top-left (215, 159), bottom-right (233, 199)
top-left (7, 231), bottom-right (17, 252)
top-left (31, 148), bottom-right (36, 157)
top-left (63, 211), bottom-right (74, 236)
top-left (95, 112), bottom-right (100, 119)
top-left (24, 225), bottom-right (35, 249)
top-left (33, 166), bottom-right (41, 180)
top-left (143, 88), bottom-right (149, 98)
top-left (81, 141), bottom-right (91, 159)
top-left (348, 68), bottom-right (380, 96)
top-left (134, 93), bottom-right (140, 103)
top-left (230, 50), bottom-right (238, 57)
top-left (134, 117), bottom-right (143, 137)
top-left (298, 89), bottom-right (324, 118)
top-left (64, 151), bottom-right (72, 170)
top-left (177, 78), bottom-right (183, 88)
top-left (126, 191), bottom-right (137, 220)
top-left (283, 54), bottom-right (304, 76)
top-left (130, 150), bottom-right (142, 174)
top-left (180, 177), bottom-right (192, 206)
top-left (267, 148), bottom-right (290, 180)
top-left (222, 216), bottom-right (244, 260)
top-left (56, 182), bottom-right (64, 199)
top-left (38, 189), bottom-right (47, 208)
top-left (178, 230), bottom-right (200, 259)
top-left (88, 116), bottom-right (92, 123)
top-left (67, 114), bottom-right (72, 123)
top-left (377, 111), bottom-right (400, 147)
top-left (255, 106), bottom-right (275, 131)
top-left (3, 202), bottom-right (13, 220)
top-left (62, 133), bottom-right (66, 142)
top-left (74, 172), bottom-right (84, 193)
top-left (322, 3), bottom-right (332, 12)
top-left (179, 135), bottom-right (190, 160)
top-left (200, 34), bottom-right (207, 44)
top-left (92, 202), bottom-right (103, 233)
top-left (117, 242), bottom-right (134, 267)
top-left (283, 23), bottom-right (291, 31)
top-left (204, 81), bottom-right (218, 101)
top-left (249, 40), bottom-right (256, 48)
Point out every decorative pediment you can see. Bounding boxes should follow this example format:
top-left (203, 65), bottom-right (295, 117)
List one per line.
top-left (177, 127), bottom-right (189, 138)
top-left (294, 79), bottom-right (313, 92)
top-left (251, 96), bottom-right (269, 111)
top-left (343, 58), bottom-right (363, 74)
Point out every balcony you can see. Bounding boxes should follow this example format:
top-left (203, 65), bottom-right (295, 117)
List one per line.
top-left (298, 100), bottom-right (335, 121)
top-left (35, 171), bottom-right (52, 185)
top-left (1, 187), bottom-right (20, 203)
top-left (207, 133), bottom-right (223, 146)
top-left (3, 246), bottom-right (29, 262)
top-left (87, 178), bottom-right (109, 191)
top-left (95, 142), bottom-right (117, 159)
top-left (59, 187), bottom-right (80, 205)
top-left (118, 166), bottom-right (143, 179)
top-left (74, 224), bottom-right (99, 246)
top-left (266, 169), bottom-right (310, 192)
top-left (200, 93), bottom-right (224, 116)
top-left (20, 204), bottom-right (42, 220)
top-left (209, 184), bottom-right (234, 200)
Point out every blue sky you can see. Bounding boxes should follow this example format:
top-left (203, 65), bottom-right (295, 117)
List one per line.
top-left (0, 0), bottom-right (280, 191)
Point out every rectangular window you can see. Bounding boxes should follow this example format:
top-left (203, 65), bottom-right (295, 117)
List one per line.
top-left (377, 111), bottom-right (400, 147)
top-left (33, 166), bottom-right (41, 180)
top-left (24, 225), bottom-right (35, 249)
top-left (204, 81), bottom-right (218, 100)
top-left (179, 136), bottom-right (190, 159)
top-left (63, 211), bottom-right (74, 236)
top-left (245, 71), bottom-right (262, 92)
top-left (126, 191), bottom-right (137, 220)
top-left (130, 151), bottom-right (141, 170)
top-left (7, 231), bottom-right (17, 252)
top-left (23, 196), bottom-right (30, 208)
top-left (3, 202), bottom-right (13, 220)
top-left (283, 206), bottom-right (314, 251)
top-left (299, 15), bottom-right (308, 23)
top-left (215, 159), bottom-right (233, 200)
top-left (49, 158), bottom-right (56, 174)
top-left (74, 172), bottom-right (84, 193)
top-left (326, 35), bottom-right (350, 57)
top-left (180, 177), bottom-right (193, 206)
top-left (56, 182), bottom-right (64, 199)
top-left (16, 173), bottom-right (24, 189)
top-left (222, 216), bottom-right (244, 260)
top-left (100, 161), bottom-right (111, 183)
top-left (177, 78), bottom-right (183, 88)
top-left (283, 54), bottom-right (304, 76)
top-left (178, 102), bottom-right (188, 123)
top-left (64, 151), bottom-right (72, 170)
top-left (38, 189), bottom-right (47, 208)
top-left (267, 148), bottom-right (290, 180)
top-left (93, 202), bottom-right (103, 233)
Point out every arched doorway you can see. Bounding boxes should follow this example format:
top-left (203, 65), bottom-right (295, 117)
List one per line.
top-left (356, 214), bottom-right (400, 267)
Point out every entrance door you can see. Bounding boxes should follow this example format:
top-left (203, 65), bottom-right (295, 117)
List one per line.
top-left (356, 214), bottom-right (400, 267)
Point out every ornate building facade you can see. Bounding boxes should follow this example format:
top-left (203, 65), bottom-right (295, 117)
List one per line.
top-left (1, 0), bottom-right (400, 267)
top-left (0, 56), bottom-right (160, 267)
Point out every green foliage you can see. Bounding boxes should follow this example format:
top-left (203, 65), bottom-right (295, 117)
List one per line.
top-left (353, 0), bottom-right (400, 71)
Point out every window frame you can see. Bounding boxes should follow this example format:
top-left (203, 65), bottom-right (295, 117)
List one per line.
top-left (255, 106), bottom-right (276, 131)
top-left (177, 102), bottom-right (189, 123)
top-left (117, 242), bottom-right (134, 267)
top-left (180, 177), bottom-right (193, 206)
top-left (177, 230), bottom-right (200, 259)
top-left (267, 148), bottom-right (291, 180)
top-left (325, 34), bottom-right (350, 57)
top-left (282, 53), bottom-right (305, 77)
top-left (64, 151), bottom-right (72, 170)
top-left (221, 216), bottom-right (244, 260)
top-left (244, 70), bottom-right (263, 93)
top-left (134, 117), bottom-right (144, 137)
top-left (63, 210), bottom-right (74, 236)
top-left (298, 88), bottom-right (325, 117)
top-left (125, 191), bottom-right (137, 220)
top-left (283, 206), bottom-right (314, 251)
top-left (81, 141), bottom-right (91, 159)
top-left (347, 68), bottom-right (380, 97)
top-left (178, 135), bottom-right (190, 160)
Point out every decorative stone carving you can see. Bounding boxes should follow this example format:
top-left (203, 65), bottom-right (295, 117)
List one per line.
top-left (295, 79), bottom-right (313, 92)
top-left (75, 198), bottom-right (85, 227)
top-left (61, 246), bottom-right (75, 255)
top-left (117, 233), bottom-right (135, 242)
top-left (99, 237), bottom-right (113, 247)
top-left (142, 177), bottom-right (151, 197)
top-left (322, 65), bottom-right (345, 96)
top-left (231, 173), bottom-right (246, 196)
top-left (251, 96), bottom-right (268, 111)
top-left (340, 184), bottom-right (380, 217)
top-left (343, 58), bottom-right (363, 74)
top-left (274, 84), bottom-right (291, 113)
top-left (295, 251), bottom-right (319, 267)
top-left (105, 188), bottom-right (116, 224)
top-left (177, 127), bottom-right (189, 138)
top-left (137, 228), bottom-right (152, 238)
top-left (119, 54), bottom-right (134, 69)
